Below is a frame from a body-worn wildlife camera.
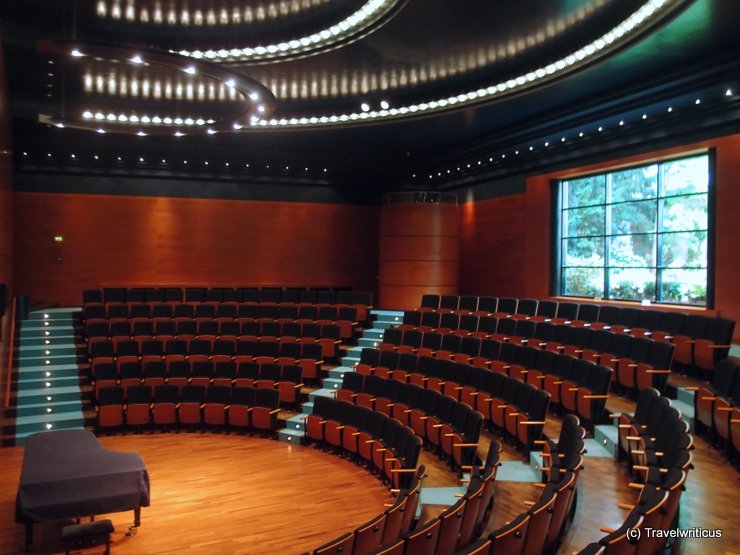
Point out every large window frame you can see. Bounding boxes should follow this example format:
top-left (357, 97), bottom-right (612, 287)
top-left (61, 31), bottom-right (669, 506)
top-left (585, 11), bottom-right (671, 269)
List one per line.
top-left (553, 151), bottom-right (715, 307)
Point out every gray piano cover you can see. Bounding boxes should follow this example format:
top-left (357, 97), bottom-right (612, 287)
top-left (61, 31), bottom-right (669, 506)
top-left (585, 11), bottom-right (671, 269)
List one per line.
top-left (16, 429), bottom-right (150, 523)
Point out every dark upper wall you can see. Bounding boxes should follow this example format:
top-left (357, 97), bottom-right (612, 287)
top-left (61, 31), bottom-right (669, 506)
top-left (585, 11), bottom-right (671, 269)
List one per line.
top-left (0, 32), bottom-right (13, 408)
top-left (459, 133), bottom-right (740, 341)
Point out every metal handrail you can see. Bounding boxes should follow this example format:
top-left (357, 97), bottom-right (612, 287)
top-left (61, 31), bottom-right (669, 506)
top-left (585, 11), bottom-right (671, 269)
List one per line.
top-left (4, 296), bottom-right (17, 409)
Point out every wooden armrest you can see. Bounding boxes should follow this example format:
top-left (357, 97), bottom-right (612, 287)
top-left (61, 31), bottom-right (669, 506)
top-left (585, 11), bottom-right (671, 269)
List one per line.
top-left (523, 500), bottom-right (535, 507)
top-left (508, 412), bottom-right (520, 417)
top-left (404, 409), bottom-right (412, 413)
top-left (375, 448), bottom-right (387, 452)
top-left (533, 440), bottom-right (546, 445)
top-left (443, 433), bottom-right (455, 437)
top-left (618, 424), bottom-right (632, 429)
top-left (540, 453), bottom-right (551, 458)
top-left (632, 465), bottom-right (648, 471)
top-left (455, 386), bottom-right (463, 391)
top-left (717, 407), bottom-right (733, 412)
top-left (582, 395), bottom-right (609, 399)
top-left (567, 387), bottom-right (579, 392)
top-left (453, 443), bottom-right (479, 448)
top-left (269, 409), bottom-right (281, 414)
top-left (625, 436), bottom-right (641, 441)
top-left (497, 404), bottom-right (508, 409)
top-left (352, 432), bottom-right (361, 436)
top-left (646, 369), bottom-right (671, 374)
top-left (628, 483), bottom-right (645, 490)
top-left (631, 450), bottom-right (645, 455)
top-left (533, 482), bottom-right (546, 488)
top-left (731, 419), bottom-right (740, 424)
top-left (520, 421), bottom-right (547, 425)
top-left (683, 386), bottom-right (699, 391)
top-left (419, 416), bottom-right (429, 420)
top-left (554, 380), bottom-right (563, 385)
top-left (335, 425), bottom-right (345, 430)
top-left (619, 503), bottom-right (635, 510)
top-left (453, 493), bottom-right (464, 498)
top-left (482, 398), bottom-right (493, 403)
top-left (706, 344), bottom-right (732, 349)
top-left (600, 526), bottom-right (616, 534)
top-left (433, 424), bottom-right (443, 428)
top-left (364, 440), bottom-right (375, 444)
top-left (391, 468), bottom-right (420, 473)
top-left (701, 396), bottom-right (717, 401)
top-left (469, 392), bottom-right (480, 396)
top-left (534, 375), bottom-right (546, 381)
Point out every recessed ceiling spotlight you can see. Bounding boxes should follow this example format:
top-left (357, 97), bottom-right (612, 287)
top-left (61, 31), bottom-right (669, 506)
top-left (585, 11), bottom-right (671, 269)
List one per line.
top-left (139, 157), bottom-right (144, 162)
top-left (71, 49), bottom-right (83, 57)
top-left (361, 103), bottom-right (370, 112)
top-left (204, 161), bottom-right (209, 165)
top-left (380, 100), bottom-right (390, 110)
top-left (561, 137), bottom-right (566, 142)
top-left (117, 156), bottom-right (122, 160)
top-left (598, 126), bottom-right (603, 132)
top-left (578, 132), bottom-right (584, 137)
top-left (726, 88), bottom-right (733, 96)
top-left (184, 160), bottom-right (188, 164)
top-left (55, 122), bottom-right (64, 128)
top-left (667, 106), bottom-right (673, 112)
top-left (529, 146), bottom-right (533, 151)
top-left (225, 162), bottom-right (230, 167)
top-left (130, 54), bottom-right (144, 64)
top-left (97, 128), bottom-right (106, 134)
top-left (323, 168), bottom-right (327, 172)
top-left (224, 79), bottom-right (236, 88)
top-left (695, 98), bottom-right (701, 104)
top-left (619, 120), bottom-right (624, 126)
top-left (642, 114), bottom-right (647, 119)
top-left (174, 131), bottom-right (185, 137)
top-left (501, 154), bottom-right (506, 158)
top-left (206, 129), bottom-right (217, 135)
top-left (162, 159), bottom-right (166, 163)
top-left (136, 131), bottom-right (147, 136)
top-left (94, 155), bottom-right (99, 160)
top-left (22, 151), bottom-right (28, 156)
top-left (515, 150), bottom-right (519, 155)
top-left (184, 66), bottom-right (196, 75)
top-left (47, 153), bottom-right (52, 157)
top-left (70, 154), bottom-right (75, 158)
top-left (544, 141), bottom-right (549, 146)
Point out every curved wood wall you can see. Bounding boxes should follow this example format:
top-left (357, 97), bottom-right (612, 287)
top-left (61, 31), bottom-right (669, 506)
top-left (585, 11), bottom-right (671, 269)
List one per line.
top-left (379, 202), bottom-right (459, 310)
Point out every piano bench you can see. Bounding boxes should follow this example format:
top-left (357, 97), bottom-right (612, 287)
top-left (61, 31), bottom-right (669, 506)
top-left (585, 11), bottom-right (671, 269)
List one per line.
top-left (62, 519), bottom-right (114, 555)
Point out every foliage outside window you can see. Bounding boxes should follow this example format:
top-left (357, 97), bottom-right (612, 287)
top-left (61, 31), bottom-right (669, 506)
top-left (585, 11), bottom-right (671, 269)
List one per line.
top-left (559, 154), bottom-right (709, 306)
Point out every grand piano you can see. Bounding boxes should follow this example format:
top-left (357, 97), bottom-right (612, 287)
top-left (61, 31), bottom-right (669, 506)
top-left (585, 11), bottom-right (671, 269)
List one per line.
top-left (15, 429), bottom-right (150, 545)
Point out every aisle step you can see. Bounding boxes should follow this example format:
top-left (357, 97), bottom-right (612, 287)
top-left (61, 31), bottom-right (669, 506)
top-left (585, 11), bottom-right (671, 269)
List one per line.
top-left (594, 424), bottom-right (619, 458)
top-left (278, 427), bottom-right (304, 444)
top-left (676, 387), bottom-right (695, 406)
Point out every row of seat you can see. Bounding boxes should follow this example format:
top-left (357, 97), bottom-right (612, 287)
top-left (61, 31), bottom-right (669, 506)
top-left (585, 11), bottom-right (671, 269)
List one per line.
top-left (97, 384), bottom-right (282, 433)
top-left (92, 360), bottom-right (305, 404)
top-left (310, 439), bottom-right (503, 555)
top-left (88, 336), bottom-right (331, 371)
top-left (413, 294), bottom-right (734, 375)
top-left (86, 317), bottom-right (355, 345)
top-left (305, 397), bottom-right (423, 490)
top-left (83, 303), bottom-right (360, 332)
top-left (689, 357), bottom-right (740, 462)
top-left (332, 375), bottom-right (485, 470)
top-left (306, 468), bottom-right (425, 555)
top-left (580, 389), bottom-right (693, 554)
top-left (380, 323), bottom-right (673, 395)
top-left (447, 416), bottom-right (586, 555)
top-left (84, 286), bottom-right (372, 311)
top-left (353, 344), bottom-right (611, 429)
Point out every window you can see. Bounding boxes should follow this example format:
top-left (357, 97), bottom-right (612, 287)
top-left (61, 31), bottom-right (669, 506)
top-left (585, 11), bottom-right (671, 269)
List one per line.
top-left (557, 153), bottom-right (712, 306)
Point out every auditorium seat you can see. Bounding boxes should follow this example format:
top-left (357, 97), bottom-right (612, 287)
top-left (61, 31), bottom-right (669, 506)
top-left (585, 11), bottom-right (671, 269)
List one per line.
top-left (251, 388), bottom-right (281, 433)
top-left (204, 385), bottom-right (231, 428)
top-left (354, 514), bottom-right (387, 555)
top-left (312, 532), bottom-right (355, 555)
top-left (152, 385), bottom-right (180, 429)
top-left (98, 386), bottom-right (124, 430)
top-left (694, 317), bottom-right (735, 375)
top-left (404, 518), bottom-right (440, 555)
top-left (178, 384), bottom-right (206, 426)
top-left (487, 513), bottom-right (530, 555)
top-left (228, 386), bottom-right (255, 431)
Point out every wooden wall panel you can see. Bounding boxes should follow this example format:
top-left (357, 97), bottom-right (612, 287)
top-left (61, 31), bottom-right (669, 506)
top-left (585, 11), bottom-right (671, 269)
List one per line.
top-left (379, 235), bottom-right (458, 262)
top-left (12, 193), bottom-right (379, 307)
top-left (459, 133), bottom-right (740, 341)
top-left (379, 202), bottom-right (459, 310)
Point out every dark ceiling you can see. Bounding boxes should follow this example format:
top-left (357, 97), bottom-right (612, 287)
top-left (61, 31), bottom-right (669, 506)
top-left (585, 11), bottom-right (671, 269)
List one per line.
top-left (2, 0), bottom-right (740, 195)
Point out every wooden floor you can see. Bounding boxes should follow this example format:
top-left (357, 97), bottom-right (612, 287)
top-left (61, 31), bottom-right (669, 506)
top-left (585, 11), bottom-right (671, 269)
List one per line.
top-left (0, 434), bottom-right (391, 555)
top-left (2, 388), bottom-right (740, 555)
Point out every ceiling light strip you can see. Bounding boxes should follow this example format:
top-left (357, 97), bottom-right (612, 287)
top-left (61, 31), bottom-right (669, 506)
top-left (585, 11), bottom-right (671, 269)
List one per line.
top-left (176, 0), bottom-right (402, 62)
top-left (252, 0), bottom-right (680, 129)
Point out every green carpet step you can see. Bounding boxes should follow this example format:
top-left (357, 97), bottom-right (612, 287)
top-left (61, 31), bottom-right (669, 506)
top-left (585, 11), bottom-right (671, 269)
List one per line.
top-left (594, 423), bottom-right (619, 458)
top-left (676, 386), bottom-right (695, 405)
top-left (327, 367), bottom-right (354, 381)
top-left (10, 399), bottom-right (89, 418)
top-left (278, 427), bottom-right (305, 445)
top-left (20, 328), bottom-right (77, 339)
top-left (14, 410), bottom-right (86, 435)
top-left (16, 375), bottom-right (83, 391)
top-left (341, 357), bottom-right (360, 368)
top-left (670, 398), bottom-right (694, 425)
top-left (284, 414), bottom-right (306, 434)
top-left (15, 387), bottom-right (83, 405)
top-left (358, 337), bottom-right (383, 349)
top-left (302, 401), bottom-right (313, 414)
top-left (11, 421), bottom-right (86, 445)
top-left (362, 329), bottom-right (386, 341)
top-left (420, 486), bottom-right (467, 507)
top-left (18, 345), bottom-right (79, 358)
top-left (14, 366), bottom-right (82, 381)
top-left (584, 438), bottom-right (616, 458)
top-left (20, 336), bottom-right (80, 348)
top-left (18, 355), bottom-right (79, 368)
top-left (308, 388), bottom-right (335, 402)
top-left (27, 307), bottom-right (80, 319)
top-left (371, 309), bottom-right (405, 322)
top-left (496, 460), bottom-right (541, 482)
top-left (15, 361), bottom-right (81, 374)
top-left (322, 377), bottom-right (343, 391)
top-left (20, 319), bottom-right (76, 330)
top-left (370, 321), bottom-right (398, 331)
